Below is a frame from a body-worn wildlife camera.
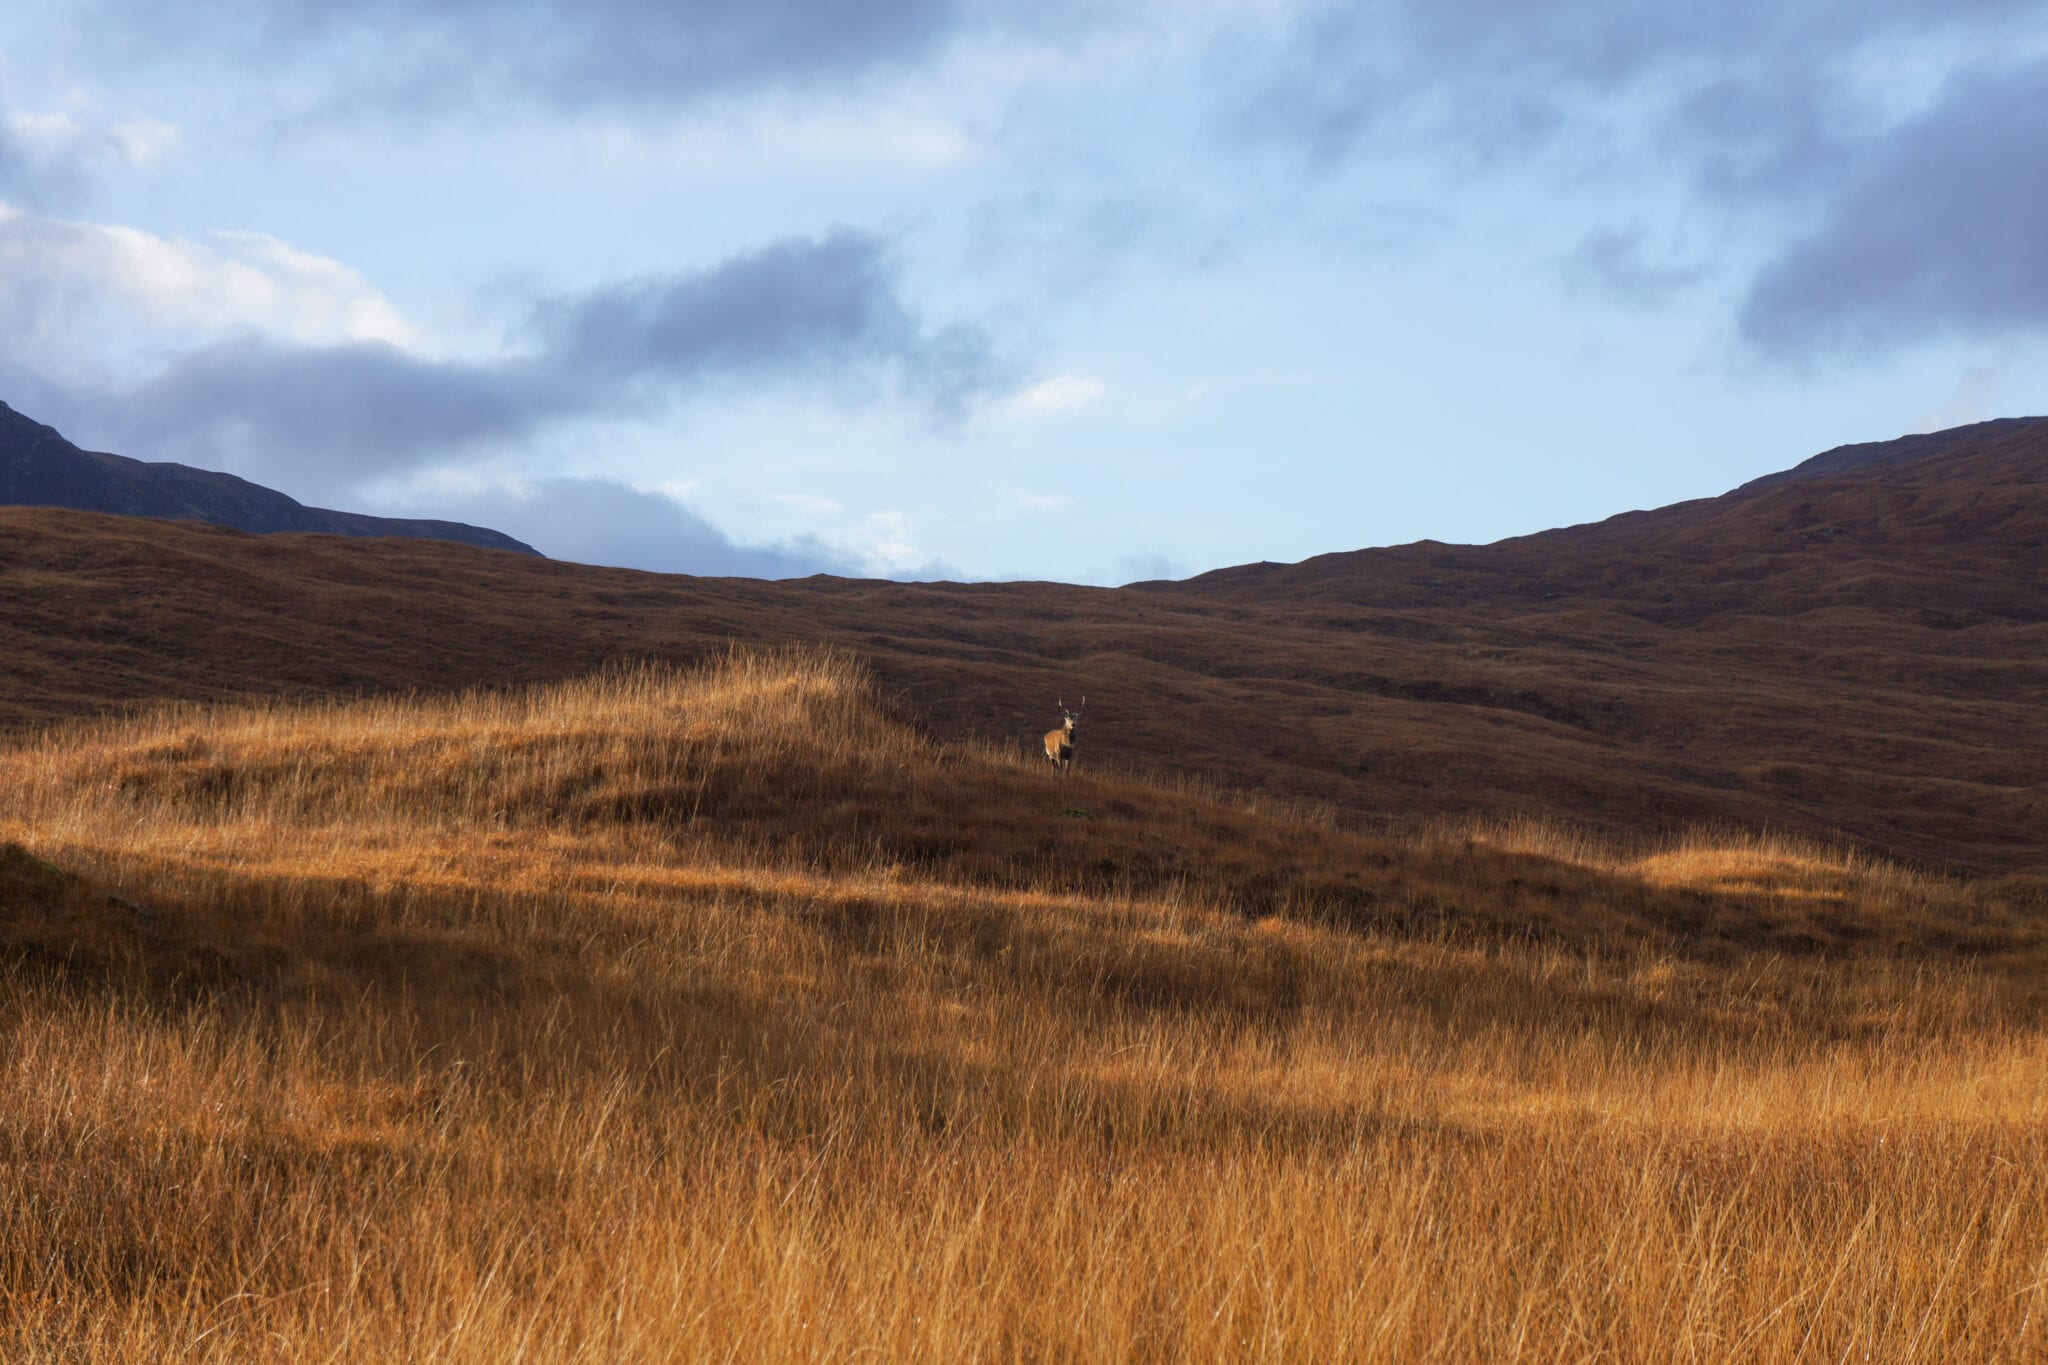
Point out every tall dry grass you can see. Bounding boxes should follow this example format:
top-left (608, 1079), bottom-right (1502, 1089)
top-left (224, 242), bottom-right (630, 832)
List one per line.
top-left (0, 650), bottom-right (2043, 1360)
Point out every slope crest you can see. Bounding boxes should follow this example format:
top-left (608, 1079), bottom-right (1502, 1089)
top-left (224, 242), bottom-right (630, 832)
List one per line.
top-left (0, 399), bottom-right (539, 554)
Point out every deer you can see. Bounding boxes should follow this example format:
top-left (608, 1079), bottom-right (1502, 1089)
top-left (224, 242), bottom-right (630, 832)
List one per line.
top-left (1044, 697), bottom-right (1084, 774)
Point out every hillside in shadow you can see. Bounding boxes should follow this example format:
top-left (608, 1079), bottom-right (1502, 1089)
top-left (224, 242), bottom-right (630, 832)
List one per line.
top-left (0, 400), bottom-right (537, 555)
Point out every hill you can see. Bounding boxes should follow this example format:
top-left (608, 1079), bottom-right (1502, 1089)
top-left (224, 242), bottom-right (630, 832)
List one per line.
top-left (2, 651), bottom-right (2041, 1357)
top-left (0, 416), bottom-right (2044, 875)
top-left (1171, 414), bottom-right (2048, 619)
top-left (1735, 415), bottom-right (2048, 491)
top-left (0, 399), bottom-right (538, 555)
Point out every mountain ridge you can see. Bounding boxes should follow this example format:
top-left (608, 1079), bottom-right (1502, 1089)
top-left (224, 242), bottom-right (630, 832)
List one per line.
top-left (1734, 415), bottom-right (2048, 492)
top-left (0, 400), bottom-right (539, 555)
top-left (1166, 415), bottom-right (2047, 622)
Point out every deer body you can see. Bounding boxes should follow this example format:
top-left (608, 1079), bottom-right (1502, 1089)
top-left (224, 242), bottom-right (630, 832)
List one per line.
top-left (1044, 697), bottom-right (1083, 773)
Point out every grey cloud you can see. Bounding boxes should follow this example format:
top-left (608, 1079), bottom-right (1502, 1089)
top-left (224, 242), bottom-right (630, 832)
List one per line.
top-left (3, 326), bottom-right (890, 577)
top-left (88, 0), bottom-right (971, 115)
top-left (421, 477), bottom-right (864, 577)
top-left (538, 231), bottom-right (1008, 424)
top-left (50, 229), bottom-right (1007, 492)
top-left (518, 0), bottom-right (961, 110)
top-left (1231, 2), bottom-right (2032, 174)
top-left (1657, 76), bottom-right (1854, 206)
top-left (1740, 58), bottom-right (2048, 355)
top-left (1229, 3), bottom-right (1630, 169)
top-left (1561, 227), bottom-right (1702, 308)
top-left (115, 339), bottom-right (560, 479)
top-left (1228, 7), bottom-right (1394, 169)
top-left (1234, 2), bottom-right (2048, 356)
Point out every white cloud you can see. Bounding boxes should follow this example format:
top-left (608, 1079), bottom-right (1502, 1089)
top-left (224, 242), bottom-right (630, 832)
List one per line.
top-left (986, 372), bottom-right (1107, 423)
top-left (769, 491), bottom-right (846, 515)
top-left (0, 203), bottom-right (420, 374)
top-left (4, 112), bottom-right (82, 154)
top-left (1006, 488), bottom-right (1071, 512)
top-left (5, 109), bottom-right (183, 170)
top-left (859, 508), bottom-right (926, 571)
top-left (124, 227), bottom-right (417, 345)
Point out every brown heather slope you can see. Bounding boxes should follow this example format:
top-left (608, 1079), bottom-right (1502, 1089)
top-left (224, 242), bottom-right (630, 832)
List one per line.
top-left (2, 417), bottom-right (2045, 874)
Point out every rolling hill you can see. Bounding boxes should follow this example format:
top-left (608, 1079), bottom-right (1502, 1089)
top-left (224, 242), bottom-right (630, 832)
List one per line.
top-left (0, 400), bottom-right (538, 555)
top-left (1, 415), bottom-right (2043, 874)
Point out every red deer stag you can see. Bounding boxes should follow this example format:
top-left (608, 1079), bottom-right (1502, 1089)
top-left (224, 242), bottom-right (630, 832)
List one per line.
top-left (1044, 697), bottom-right (1084, 774)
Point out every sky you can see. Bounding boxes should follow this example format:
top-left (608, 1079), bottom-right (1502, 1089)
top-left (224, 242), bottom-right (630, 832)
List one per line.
top-left (1, 1), bottom-right (2045, 583)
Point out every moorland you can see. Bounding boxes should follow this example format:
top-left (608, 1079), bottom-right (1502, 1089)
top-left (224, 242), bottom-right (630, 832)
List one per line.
top-left (0, 417), bottom-right (2044, 1359)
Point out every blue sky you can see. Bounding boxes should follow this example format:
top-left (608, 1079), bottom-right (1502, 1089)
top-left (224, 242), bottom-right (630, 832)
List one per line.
top-left (2, 1), bottom-right (2044, 582)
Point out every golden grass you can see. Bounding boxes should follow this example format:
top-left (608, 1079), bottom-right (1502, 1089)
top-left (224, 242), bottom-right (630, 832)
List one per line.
top-left (1, 651), bottom-right (2044, 1360)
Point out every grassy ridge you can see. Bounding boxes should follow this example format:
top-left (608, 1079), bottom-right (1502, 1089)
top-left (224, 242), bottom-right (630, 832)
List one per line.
top-left (2, 652), bottom-right (2044, 1359)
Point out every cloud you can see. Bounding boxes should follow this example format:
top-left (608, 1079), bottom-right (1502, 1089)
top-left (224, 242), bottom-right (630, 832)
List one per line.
top-left (1740, 58), bottom-right (2048, 355)
top-left (768, 492), bottom-right (846, 516)
top-left (4, 225), bottom-right (1013, 493)
top-left (1231, 2), bottom-right (2007, 169)
top-left (416, 476), bottom-right (863, 577)
top-left (7, 110), bottom-right (182, 169)
top-left (0, 105), bottom-right (184, 207)
top-left (109, 338), bottom-right (556, 479)
top-left (986, 373), bottom-right (1105, 423)
top-left (532, 229), bottom-right (1008, 424)
top-left (1230, 4), bottom-right (2048, 357)
top-left (1560, 226), bottom-right (1702, 308)
top-left (87, 0), bottom-right (980, 116)
top-left (1005, 489), bottom-right (1071, 512)
top-left (0, 204), bottom-right (415, 364)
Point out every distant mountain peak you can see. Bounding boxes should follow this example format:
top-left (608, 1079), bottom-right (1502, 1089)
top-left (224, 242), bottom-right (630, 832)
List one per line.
top-left (0, 400), bottom-right (540, 556)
